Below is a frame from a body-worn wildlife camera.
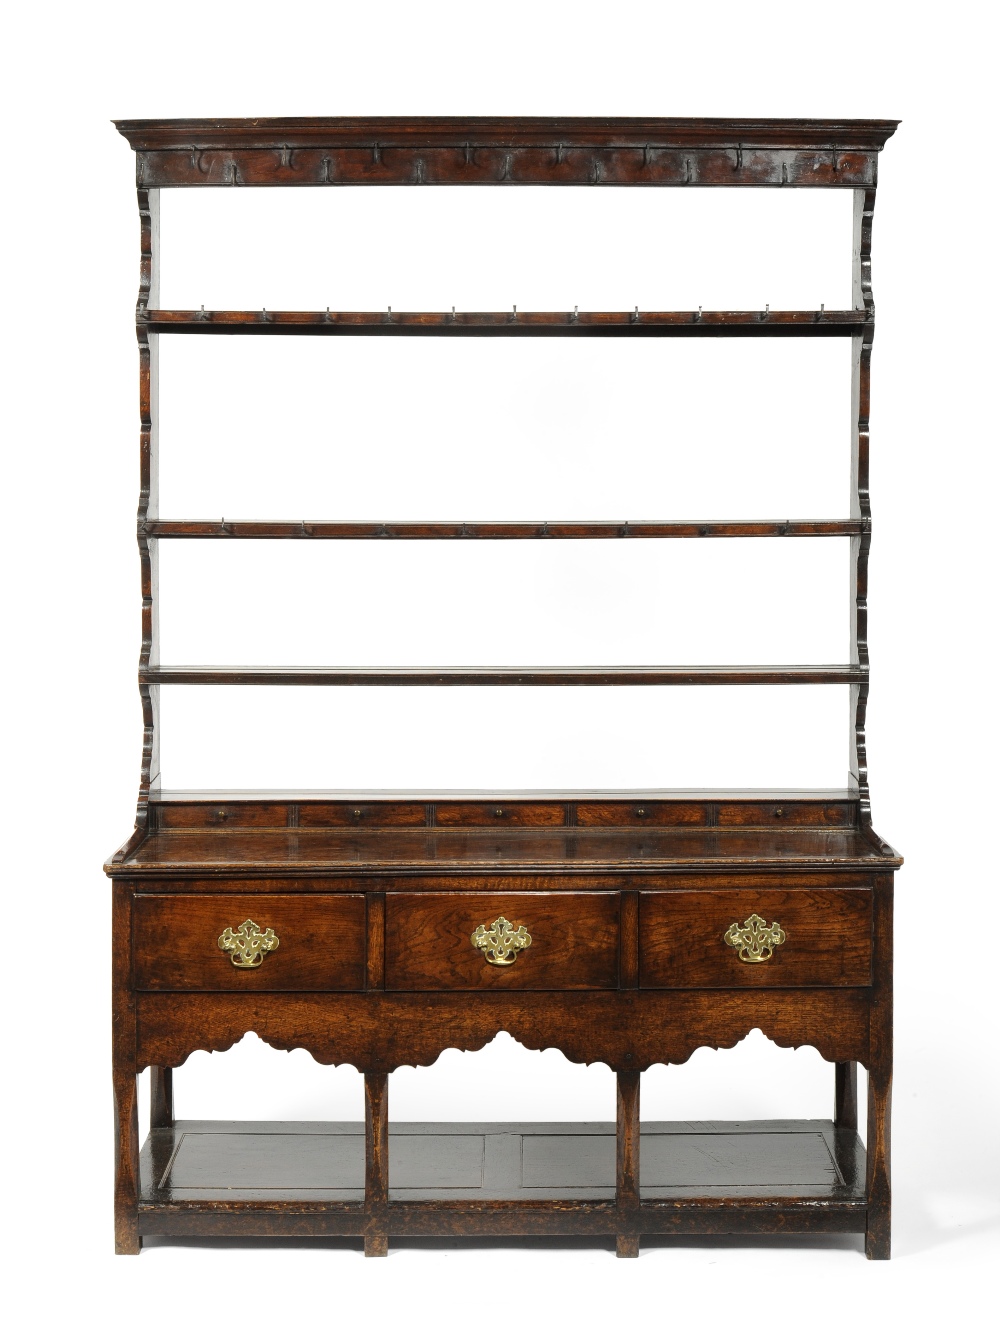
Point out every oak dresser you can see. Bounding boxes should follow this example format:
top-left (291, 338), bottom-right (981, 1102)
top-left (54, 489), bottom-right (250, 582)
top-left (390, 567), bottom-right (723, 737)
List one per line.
top-left (108, 116), bottom-right (901, 1259)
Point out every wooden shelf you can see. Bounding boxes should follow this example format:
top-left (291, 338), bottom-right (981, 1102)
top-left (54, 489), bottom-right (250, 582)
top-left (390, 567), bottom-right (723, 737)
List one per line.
top-left (149, 787), bottom-right (862, 803)
top-left (142, 308), bottom-right (871, 336)
top-left (143, 519), bottom-right (864, 540)
top-left (138, 1120), bottom-right (867, 1231)
top-left (141, 665), bottom-right (865, 686)
top-left (113, 827), bottom-right (897, 875)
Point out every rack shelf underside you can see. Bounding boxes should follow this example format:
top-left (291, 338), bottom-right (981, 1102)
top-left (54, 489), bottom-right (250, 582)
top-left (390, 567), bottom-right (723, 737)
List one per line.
top-left (141, 665), bottom-right (865, 687)
top-left (143, 519), bottom-right (864, 540)
top-left (143, 309), bottom-right (871, 336)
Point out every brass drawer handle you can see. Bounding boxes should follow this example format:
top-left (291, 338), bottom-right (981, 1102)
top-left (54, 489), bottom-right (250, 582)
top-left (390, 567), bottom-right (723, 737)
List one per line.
top-left (470, 915), bottom-right (531, 967)
top-left (724, 913), bottom-right (786, 963)
top-left (218, 918), bottom-right (280, 968)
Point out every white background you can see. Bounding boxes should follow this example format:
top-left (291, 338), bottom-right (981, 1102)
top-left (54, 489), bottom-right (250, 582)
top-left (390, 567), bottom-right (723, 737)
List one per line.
top-left (2, 3), bottom-right (997, 1326)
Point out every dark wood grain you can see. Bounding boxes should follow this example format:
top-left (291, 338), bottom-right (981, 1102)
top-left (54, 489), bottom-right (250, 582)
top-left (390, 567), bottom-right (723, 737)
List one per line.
top-left (835, 1062), bottom-right (859, 1131)
top-left (639, 888), bottom-right (873, 988)
top-left (616, 1072), bottom-right (641, 1256)
top-left (141, 308), bottom-right (870, 336)
top-left (133, 894), bottom-right (366, 991)
top-left (135, 1119), bottom-right (867, 1242)
top-left (866, 873), bottom-right (893, 1258)
top-left (717, 801), bottom-right (856, 827)
top-left (112, 882), bottom-right (141, 1253)
top-left (112, 825), bottom-right (900, 874)
top-left (364, 1074), bottom-right (389, 1256)
top-left (117, 116), bottom-right (897, 194)
top-left (366, 893), bottom-right (385, 991)
top-left (115, 116), bottom-right (899, 152)
top-left (140, 664), bottom-right (867, 686)
top-left (130, 186), bottom-right (160, 858)
top-left (576, 801), bottom-right (711, 827)
top-left (132, 987), bottom-right (873, 1075)
top-left (850, 188), bottom-right (876, 831)
top-left (384, 892), bottom-right (619, 991)
top-left (619, 892), bottom-right (639, 989)
top-left (149, 1067), bottom-right (173, 1128)
top-left (143, 519), bottom-right (866, 540)
top-left (110, 113), bottom-right (899, 1258)
top-left (434, 802), bottom-right (567, 827)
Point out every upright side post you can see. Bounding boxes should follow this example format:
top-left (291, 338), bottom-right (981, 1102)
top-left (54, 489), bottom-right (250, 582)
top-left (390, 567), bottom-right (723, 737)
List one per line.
top-left (150, 1067), bottom-right (174, 1128)
top-left (834, 1062), bottom-right (859, 1131)
top-left (112, 882), bottom-right (141, 1253)
top-left (849, 186), bottom-right (875, 829)
top-left (616, 1071), bottom-right (641, 1257)
top-left (136, 185), bottom-right (160, 834)
top-left (850, 184), bottom-right (893, 1258)
top-left (866, 874), bottom-right (894, 1258)
top-left (364, 1073), bottom-right (389, 1256)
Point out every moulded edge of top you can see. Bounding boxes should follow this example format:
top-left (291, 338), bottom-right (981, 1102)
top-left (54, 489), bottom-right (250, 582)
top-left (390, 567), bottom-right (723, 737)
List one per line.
top-left (113, 116), bottom-right (900, 152)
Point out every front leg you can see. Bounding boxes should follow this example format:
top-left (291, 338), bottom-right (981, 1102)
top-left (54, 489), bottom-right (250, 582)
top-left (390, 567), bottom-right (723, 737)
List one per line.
top-left (113, 881), bottom-right (141, 1253)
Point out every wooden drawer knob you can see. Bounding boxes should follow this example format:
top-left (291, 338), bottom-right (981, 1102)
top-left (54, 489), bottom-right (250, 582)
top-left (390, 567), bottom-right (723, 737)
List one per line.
top-left (218, 918), bottom-right (280, 968)
top-left (724, 913), bottom-right (786, 964)
top-left (470, 915), bottom-right (531, 967)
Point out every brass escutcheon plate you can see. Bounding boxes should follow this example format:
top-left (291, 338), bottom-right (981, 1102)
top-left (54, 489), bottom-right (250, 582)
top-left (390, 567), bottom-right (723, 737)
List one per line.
top-left (218, 918), bottom-right (280, 968)
top-left (470, 915), bottom-right (532, 966)
top-left (724, 913), bottom-right (786, 963)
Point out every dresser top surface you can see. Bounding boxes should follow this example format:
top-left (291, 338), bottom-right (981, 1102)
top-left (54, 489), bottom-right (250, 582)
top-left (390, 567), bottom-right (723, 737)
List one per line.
top-left (108, 825), bottom-right (900, 876)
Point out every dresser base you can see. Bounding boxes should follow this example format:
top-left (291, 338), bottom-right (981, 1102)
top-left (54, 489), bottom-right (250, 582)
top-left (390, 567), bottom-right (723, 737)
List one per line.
top-left (135, 1118), bottom-right (870, 1252)
top-left (110, 798), bottom-right (897, 1259)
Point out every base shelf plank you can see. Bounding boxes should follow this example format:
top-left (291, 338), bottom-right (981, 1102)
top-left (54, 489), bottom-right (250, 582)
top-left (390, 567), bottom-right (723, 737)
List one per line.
top-left (139, 1119), bottom-right (866, 1229)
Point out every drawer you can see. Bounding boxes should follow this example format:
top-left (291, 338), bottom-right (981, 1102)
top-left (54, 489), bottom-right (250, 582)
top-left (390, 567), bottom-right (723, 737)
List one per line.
top-left (133, 894), bottom-right (366, 991)
top-left (385, 893), bottom-right (619, 991)
top-left (640, 889), bottom-right (872, 988)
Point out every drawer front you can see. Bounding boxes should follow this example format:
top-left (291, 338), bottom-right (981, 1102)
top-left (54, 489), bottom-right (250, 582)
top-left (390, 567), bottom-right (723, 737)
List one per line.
top-left (640, 889), bottom-right (872, 988)
top-left (134, 894), bottom-right (366, 992)
top-left (385, 892), bottom-right (619, 991)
